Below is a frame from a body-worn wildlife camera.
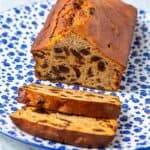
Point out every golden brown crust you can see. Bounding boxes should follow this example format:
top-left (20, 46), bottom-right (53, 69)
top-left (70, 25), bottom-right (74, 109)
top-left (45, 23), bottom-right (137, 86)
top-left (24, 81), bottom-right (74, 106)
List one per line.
top-left (10, 115), bottom-right (115, 148)
top-left (18, 84), bottom-right (121, 119)
top-left (31, 0), bottom-right (137, 67)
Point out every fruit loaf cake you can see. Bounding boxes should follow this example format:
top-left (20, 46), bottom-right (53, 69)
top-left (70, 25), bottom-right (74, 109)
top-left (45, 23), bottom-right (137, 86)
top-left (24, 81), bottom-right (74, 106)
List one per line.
top-left (31, 0), bottom-right (137, 91)
top-left (10, 107), bottom-right (118, 148)
top-left (18, 84), bottom-right (121, 119)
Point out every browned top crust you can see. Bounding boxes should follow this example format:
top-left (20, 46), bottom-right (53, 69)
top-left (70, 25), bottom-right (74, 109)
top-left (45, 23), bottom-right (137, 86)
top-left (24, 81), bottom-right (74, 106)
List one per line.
top-left (31, 0), bottom-right (137, 67)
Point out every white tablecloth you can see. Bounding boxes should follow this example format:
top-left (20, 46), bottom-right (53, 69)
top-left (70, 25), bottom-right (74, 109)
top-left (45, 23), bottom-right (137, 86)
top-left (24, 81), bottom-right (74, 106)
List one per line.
top-left (0, 0), bottom-right (149, 150)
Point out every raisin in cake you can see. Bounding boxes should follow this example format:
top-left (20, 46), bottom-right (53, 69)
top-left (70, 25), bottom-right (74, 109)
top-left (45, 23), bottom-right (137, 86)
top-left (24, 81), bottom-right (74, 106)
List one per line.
top-left (10, 107), bottom-right (118, 148)
top-left (18, 84), bottom-right (121, 119)
top-left (31, 0), bottom-right (137, 91)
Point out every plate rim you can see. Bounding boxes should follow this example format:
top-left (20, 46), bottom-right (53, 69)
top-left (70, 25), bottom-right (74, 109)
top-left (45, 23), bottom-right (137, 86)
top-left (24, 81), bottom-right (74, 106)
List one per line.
top-left (0, 1), bottom-right (150, 149)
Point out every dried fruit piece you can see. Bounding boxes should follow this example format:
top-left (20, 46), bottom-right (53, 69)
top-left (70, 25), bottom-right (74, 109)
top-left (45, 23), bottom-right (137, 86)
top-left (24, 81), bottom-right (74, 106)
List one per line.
top-left (64, 47), bottom-right (70, 56)
top-left (55, 56), bottom-right (66, 59)
top-left (114, 69), bottom-right (120, 77)
top-left (72, 2), bottom-right (81, 9)
top-left (87, 67), bottom-right (93, 77)
top-left (98, 61), bottom-right (106, 71)
top-left (97, 96), bottom-right (104, 99)
top-left (71, 49), bottom-right (83, 59)
top-left (97, 78), bottom-right (101, 82)
top-left (86, 94), bottom-right (94, 97)
top-left (97, 86), bottom-right (105, 90)
top-left (68, 17), bottom-right (73, 25)
top-left (108, 43), bottom-right (111, 48)
top-left (56, 76), bottom-right (66, 80)
top-left (36, 71), bottom-right (41, 77)
top-left (36, 97), bottom-right (45, 107)
top-left (89, 7), bottom-right (95, 15)
top-left (107, 124), bottom-right (114, 129)
top-left (34, 52), bottom-right (45, 58)
top-left (73, 67), bottom-right (81, 78)
top-left (115, 81), bottom-right (119, 87)
top-left (34, 107), bottom-right (49, 114)
top-left (91, 56), bottom-right (101, 62)
top-left (65, 91), bottom-right (72, 94)
top-left (52, 66), bottom-right (60, 75)
top-left (54, 47), bottom-right (63, 53)
top-left (93, 128), bottom-right (104, 132)
top-left (80, 48), bottom-right (90, 55)
top-left (41, 63), bottom-right (48, 68)
top-left (58, 65), bottom-right (70, 73)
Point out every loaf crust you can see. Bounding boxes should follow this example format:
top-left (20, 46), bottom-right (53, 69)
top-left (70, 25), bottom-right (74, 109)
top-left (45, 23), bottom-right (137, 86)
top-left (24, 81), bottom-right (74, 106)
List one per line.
top-left (18, 84), bottom-right (121, 119)
top-left (10, 107), bottom-right (118, 148)
top-left (31, 0), bottom-right (137, 67)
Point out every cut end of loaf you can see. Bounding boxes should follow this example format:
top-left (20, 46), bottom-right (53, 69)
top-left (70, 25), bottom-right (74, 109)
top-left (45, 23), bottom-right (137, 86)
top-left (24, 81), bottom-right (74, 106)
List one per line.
top-left (32, 33), bottom-right (124, 91)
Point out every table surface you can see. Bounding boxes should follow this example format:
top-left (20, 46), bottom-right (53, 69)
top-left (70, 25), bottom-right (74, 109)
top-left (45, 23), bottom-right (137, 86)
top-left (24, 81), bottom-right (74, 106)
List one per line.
top-left (0, 0), bottom-right (149, 150)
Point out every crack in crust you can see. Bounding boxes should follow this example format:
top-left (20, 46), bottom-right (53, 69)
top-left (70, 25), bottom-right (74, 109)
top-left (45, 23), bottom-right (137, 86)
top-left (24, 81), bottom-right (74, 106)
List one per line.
top-left (50, 0), bottom-right (71, 37)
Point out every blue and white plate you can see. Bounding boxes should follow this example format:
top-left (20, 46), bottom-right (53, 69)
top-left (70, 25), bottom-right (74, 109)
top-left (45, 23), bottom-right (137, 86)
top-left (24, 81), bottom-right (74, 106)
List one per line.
top-left (0, 0), bottom-right (150, 149)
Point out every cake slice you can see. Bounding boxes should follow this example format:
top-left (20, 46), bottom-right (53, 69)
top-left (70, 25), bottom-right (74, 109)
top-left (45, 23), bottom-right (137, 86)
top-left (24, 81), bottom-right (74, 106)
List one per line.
top-left (31, 0), bottom-right (137, 91)
top-left (18, 84), bottom-right (121, 119)
top-left (10, 107), bottom-right (118, 148)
